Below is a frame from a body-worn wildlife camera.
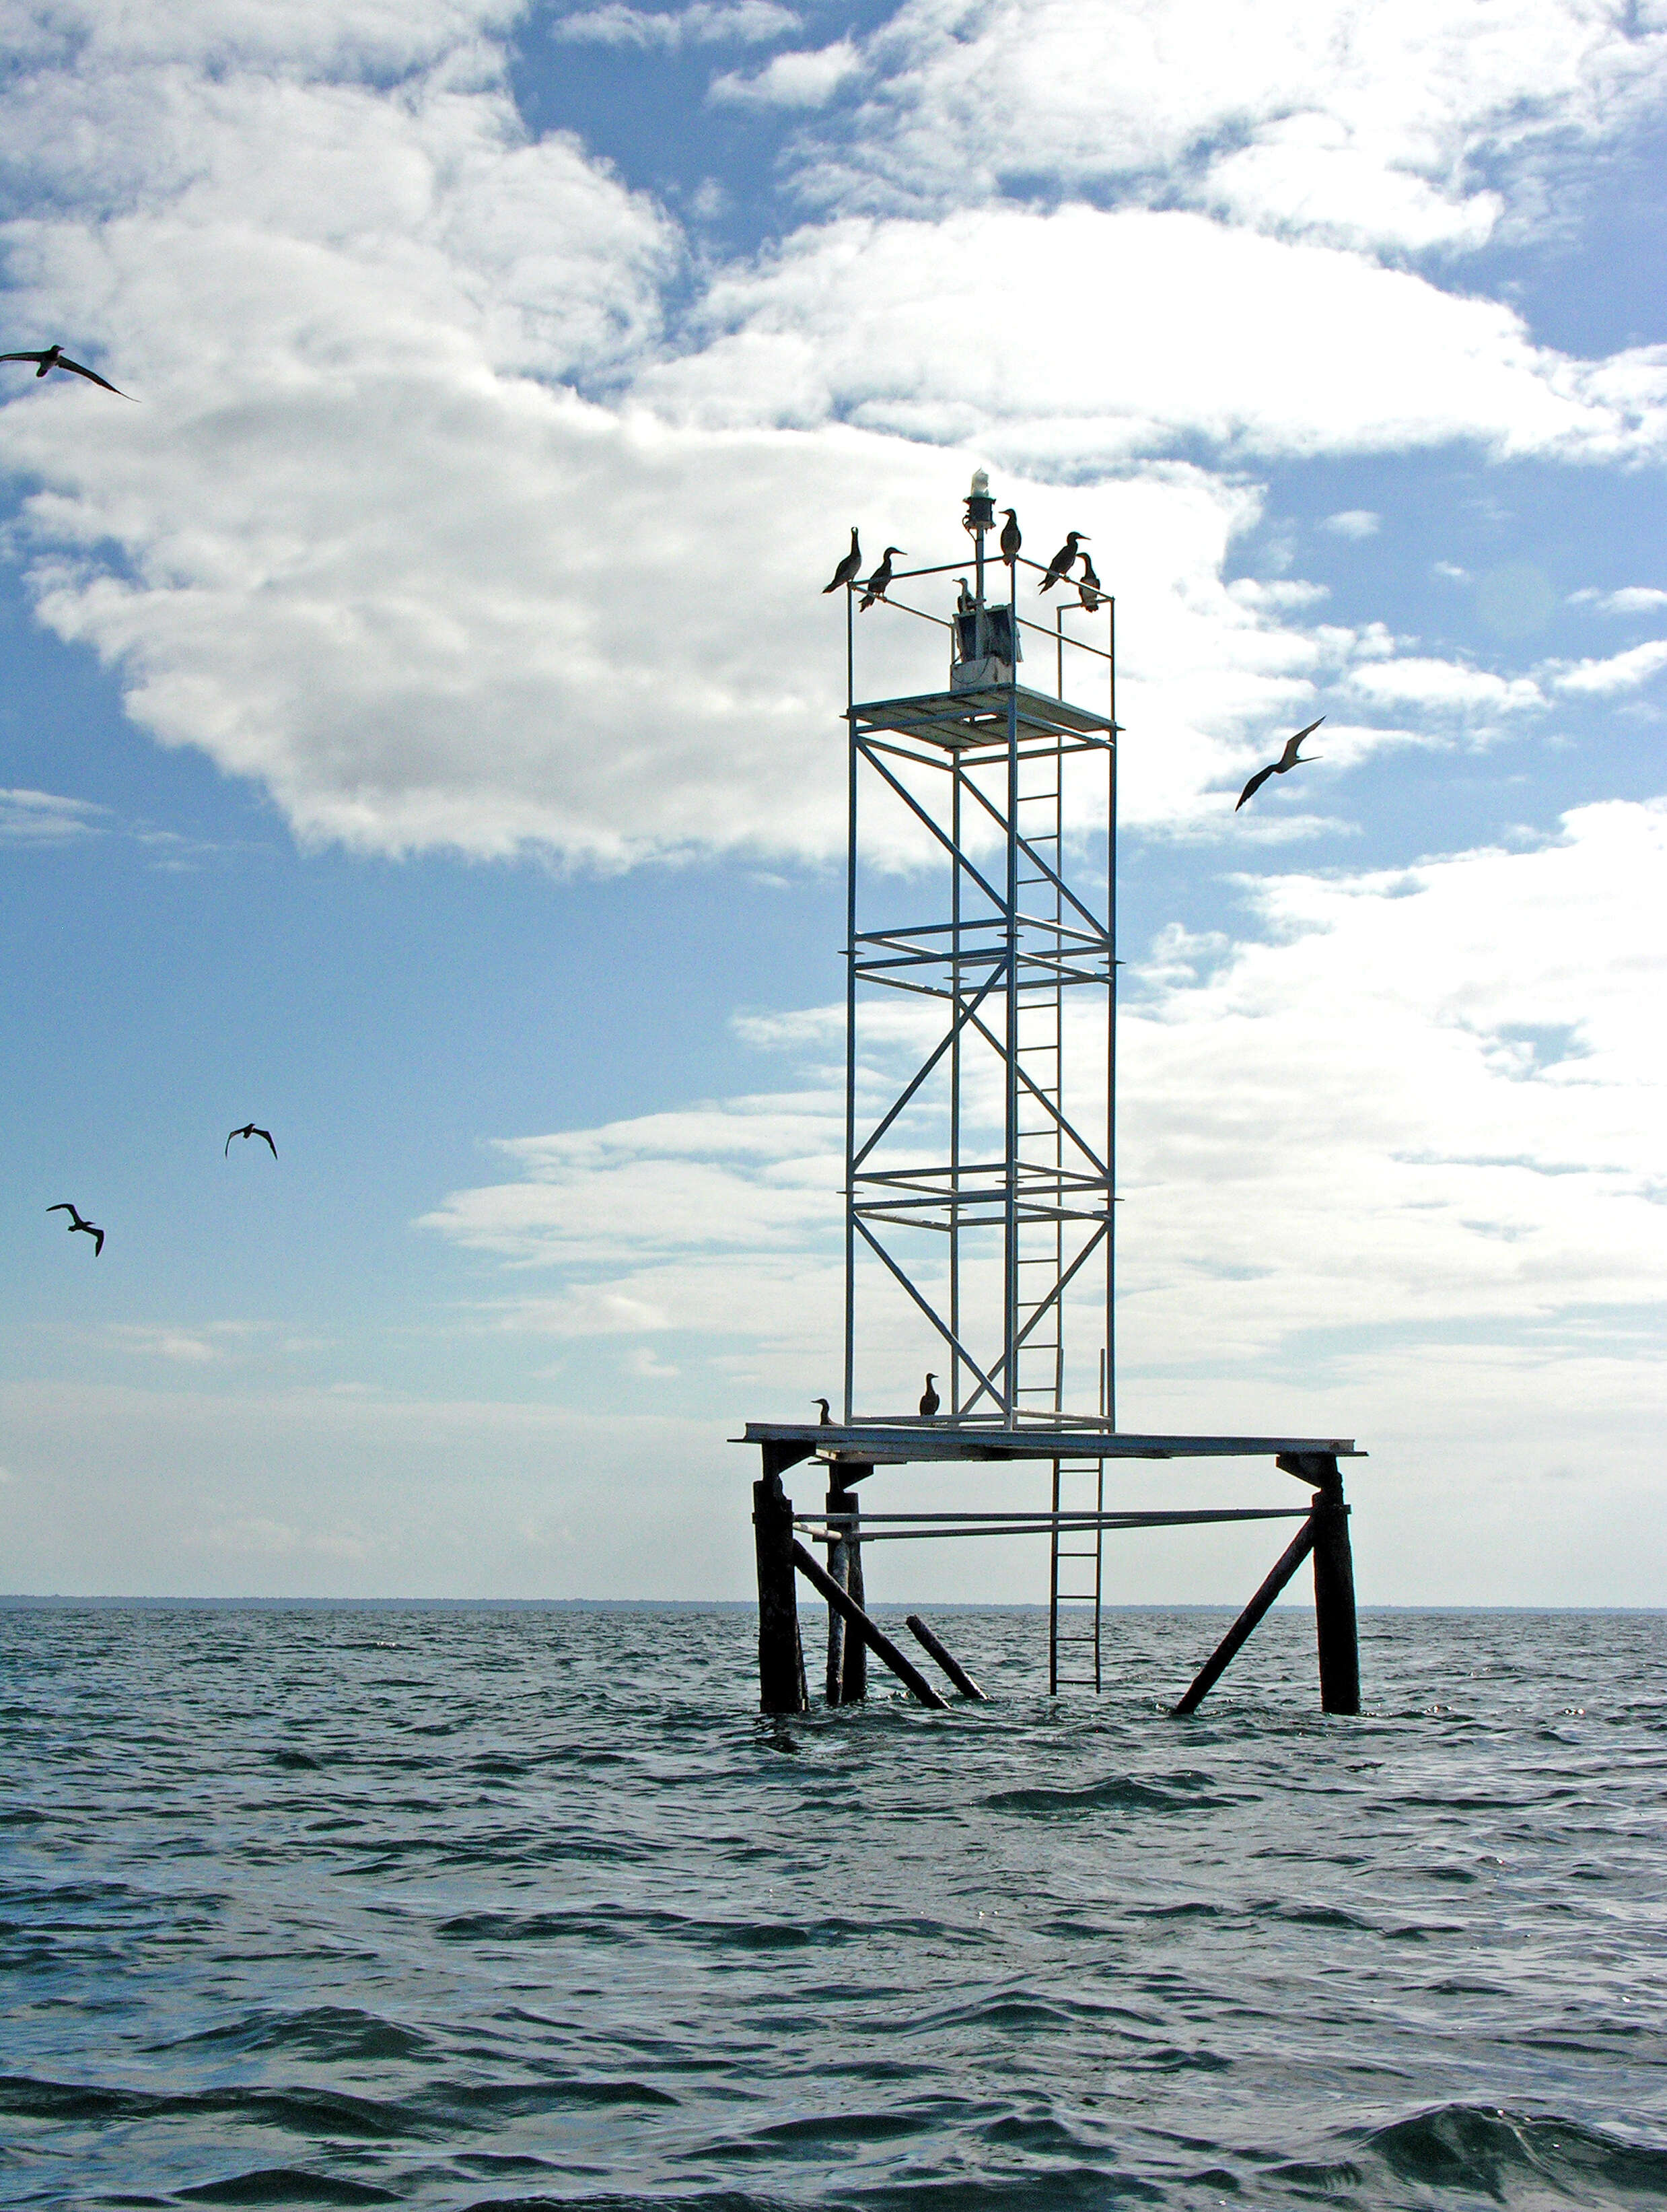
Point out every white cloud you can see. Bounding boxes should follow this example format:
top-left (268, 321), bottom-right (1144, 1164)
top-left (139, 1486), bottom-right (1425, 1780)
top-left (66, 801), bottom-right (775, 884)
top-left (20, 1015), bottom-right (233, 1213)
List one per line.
top-left (708, 37), bottom-right (860, 106)
top-left (1345, 655), bottom-right (1544, 716)
top-left (789, 0), bottom-right (1667, 254)
top-left (0, 787), bottom-right (106, 841)
top-left (1569, 585), bottom-right (1667, 615)
top-left (646, 206), bottom-right (1667, 467)
top-left (1547, 639), bottom-right (1667, 696)
top-left (1322, 509), bottom-right (1380, 539)
top-left (553, 1), bottom-right (800, 48)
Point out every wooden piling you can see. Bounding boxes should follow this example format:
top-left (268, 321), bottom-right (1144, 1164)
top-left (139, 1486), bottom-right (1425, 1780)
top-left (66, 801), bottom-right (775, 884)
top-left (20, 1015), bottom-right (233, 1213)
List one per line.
top-left (753, 1470), bottom-right (808, 1715)
top-left (1310, 1465), bottom-right (1361, 1716)
top-left (824, 1478), bottom-right (853, 1705)
top-left (840, 1468), bottom-right (870, 1702)
top-left (1172, 1516), bottom-right (1317, 1715)
top-left (905, 1614), bottom-right (988, 1700)
top-left (790, 1540), bottom-right (948, 1710)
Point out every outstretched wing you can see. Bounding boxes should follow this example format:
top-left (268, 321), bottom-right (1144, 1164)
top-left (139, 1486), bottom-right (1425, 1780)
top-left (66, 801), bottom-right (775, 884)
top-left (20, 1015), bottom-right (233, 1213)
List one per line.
top-left (56, 355), bottom-right (135, 399)
top-left (1, 350), bottom-right (49, 366)
top-left (1278, 715), bottom-right (1324, 769)
top-left (257, 1128), bottom-right (277, 1158)
top-left (92, 1229), bottom-right (104, 1256)
top-left (47, 1202), bottom-right (75, 1216)
top-left (1236, 763), bottom-right (1277, 811)
top-left (225, 1129), bottom-right (237, 1154)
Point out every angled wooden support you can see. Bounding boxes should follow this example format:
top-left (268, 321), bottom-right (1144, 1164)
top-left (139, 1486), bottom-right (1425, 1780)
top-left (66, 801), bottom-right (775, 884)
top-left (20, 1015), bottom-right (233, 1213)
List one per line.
top-left (1172, 1516), bottom-right (1318, 1715)
top-left (905, 1614), bottom-right (988, 1700)
top-left (791, 1540), bottom-right (948, 1710)
top-left (753, 1467), bottom-right (808, 1715)
top-left (1281, 1451), bottom-right (1361, 1715)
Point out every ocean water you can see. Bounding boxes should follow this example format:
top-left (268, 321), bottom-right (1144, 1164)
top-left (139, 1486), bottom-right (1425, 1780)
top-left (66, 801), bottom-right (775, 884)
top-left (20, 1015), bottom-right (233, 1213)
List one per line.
top-left (2, 1602), bottom-right (1664, 2211)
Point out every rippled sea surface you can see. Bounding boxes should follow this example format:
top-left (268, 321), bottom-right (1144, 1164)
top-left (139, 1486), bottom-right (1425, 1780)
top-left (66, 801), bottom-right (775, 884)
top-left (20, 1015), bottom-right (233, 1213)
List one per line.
top-left (3, 1603), bottom-right (1665, 2210)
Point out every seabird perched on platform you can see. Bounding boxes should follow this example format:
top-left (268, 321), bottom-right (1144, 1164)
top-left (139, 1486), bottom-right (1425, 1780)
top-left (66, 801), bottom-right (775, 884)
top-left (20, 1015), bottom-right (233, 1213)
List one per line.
top-left (822, 528), bottom-right (862, 594)
top-left (919, 1373), bottom-right (940, 1417)
top-left (859, 548), bottom-right (905, 611)
top-left (1077, 555), bottom-right (1104, 613)
top-left (814, 1397), bottom-right (832, 1424)
top-left (1039, 532), bottom-right (1088, 592)
top-left (226, 1123), bottom-right (278, 1158)
top-left (956, 578), bottom-right (974, 613)
top-left (999, 510), bottom-right (1021, 567)
top-left (47, 1202), bottom-right (104, 1256)
top-left (1, 345), bottom-right (133, 399)
top-left (1235, 716), bottom-right (1324, 811)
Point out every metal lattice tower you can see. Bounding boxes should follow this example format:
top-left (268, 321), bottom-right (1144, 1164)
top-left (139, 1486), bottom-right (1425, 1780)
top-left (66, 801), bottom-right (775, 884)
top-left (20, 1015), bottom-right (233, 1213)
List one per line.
top-left (839, 476), bottom-right (1117, 1685)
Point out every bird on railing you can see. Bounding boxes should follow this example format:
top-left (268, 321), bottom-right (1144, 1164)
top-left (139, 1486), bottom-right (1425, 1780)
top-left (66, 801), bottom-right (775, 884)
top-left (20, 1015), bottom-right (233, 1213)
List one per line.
top-left (1235, 716), bottom-right (1324, 811)
top-left (822, 528), bottom-right (862, 594)
top-left (1, 345), bottom-right (133, 399)
top-left (1077, 554), bottom-right (1104, 613)
top-left (47, 1202), bottom-right (104, 1256)
top-left (1039, 531), bottom-right (1088, 592)
top-left (226, 1123), bottom-right (278, 1158)
top-left (999, 510), bottom-right (1021, 567)
top-left (814, 1397), bottom-right (832, 1424)
top-left (919, 1373), bottom-right (940, 1417)
top-left (859, 548), bottom-right (905, 611)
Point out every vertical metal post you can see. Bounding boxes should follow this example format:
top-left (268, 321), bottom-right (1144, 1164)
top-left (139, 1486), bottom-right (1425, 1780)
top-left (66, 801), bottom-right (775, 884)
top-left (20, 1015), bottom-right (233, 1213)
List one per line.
top-left (754, 1466), bottom-right (808, 1715)
top-left (1312, 1463), bottom-right (1360, 1715)
top-left (950, 756), bottom-right (962, 1416)
top-left (1106, 595), bottom-right (1117, 1432)
top-left (842, 1472), bottom-right (868, 1702)
top-left (843, 588), bottom-right (857, 1425)
top-left (1003, 553), bottom-right (1020, 1424)
top-left (824, 1474), bottom-right (852, 1704)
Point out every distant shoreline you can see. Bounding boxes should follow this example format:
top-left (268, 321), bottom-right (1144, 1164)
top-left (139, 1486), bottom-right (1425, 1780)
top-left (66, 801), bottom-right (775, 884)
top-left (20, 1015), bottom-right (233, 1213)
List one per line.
top-left (1, 1595), bottom-right (1661, 1615)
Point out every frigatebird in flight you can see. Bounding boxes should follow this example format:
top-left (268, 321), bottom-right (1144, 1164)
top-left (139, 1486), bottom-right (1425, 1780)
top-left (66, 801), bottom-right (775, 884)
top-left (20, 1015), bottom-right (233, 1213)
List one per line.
top-left (859, 548), bottom-right (905, 611)
top-left (48, 1202), bottom-right (104, 1256)
top-left (823, 529), bottom-right (862, 593)
top-left (2, 345), bottom-right (133, 399)
top-left (1040, 531), bottom-right (1088, 592)
top-left (1236, 718), bottom-right (1324, 811)
top-left (226, 1124), bottom-right (278, 1159)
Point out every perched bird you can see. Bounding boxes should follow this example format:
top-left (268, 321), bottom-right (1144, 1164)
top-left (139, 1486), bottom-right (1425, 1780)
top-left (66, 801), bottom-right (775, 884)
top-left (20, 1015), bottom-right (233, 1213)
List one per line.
top-left (919, 1372), bottom-right (940, 1418)
top-left (859, 547), bottom-right (906, 611)
top-left (998, 510), bottom-right (1022, 567)
top-left (1039, 531), bottom-right (1088, 593)
top-left (956, 578), bottom-right (974, 614)
top-left (47, 1202), bottom-right (104, 1257)
top-left (1077, 554), bottom-right (1104, 613)
top-left (814, 1396), bottom-right (832, 1425)
top-left (1235, 716), bottom-right (1324, 812)
top-left (822, 528), bottom-right (862, 594)
top-left (226, 1123), bottom-right (278, 1159)
top-left (1, 345), bottom-right (133, 399)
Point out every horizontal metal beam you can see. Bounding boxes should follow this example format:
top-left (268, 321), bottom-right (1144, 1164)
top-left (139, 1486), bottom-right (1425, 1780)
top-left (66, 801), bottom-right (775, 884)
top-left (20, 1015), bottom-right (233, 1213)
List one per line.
top-left (740, 1422), bottom-right (1364, 1463)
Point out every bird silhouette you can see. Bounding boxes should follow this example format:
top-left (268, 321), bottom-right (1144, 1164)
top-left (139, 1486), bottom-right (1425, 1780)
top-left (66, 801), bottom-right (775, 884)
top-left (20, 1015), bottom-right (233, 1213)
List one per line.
top-left (919, 1372), bottom-right (940, 1417)
top-left (1235, 717), bottom-right (1324, 811)
top-left (47, 1202), bottom-right (104, 1257)
top-left (1, 345), bottom-right (133, 399)
top-left (1039, 531), bottom-right (1088, 592)
top-left (823, 528), bottom-right (862, 594)
top-left (859, 547), bottom-right (905, 611)
top-left (226, 1123), bottom-right (278, 1158)
top-left (814, 1396), bottom-right (832, 1425)
top-left (1077, 554), bottom-right (1104, 613)
top-left (998, 510), bottom-right (1022, 567)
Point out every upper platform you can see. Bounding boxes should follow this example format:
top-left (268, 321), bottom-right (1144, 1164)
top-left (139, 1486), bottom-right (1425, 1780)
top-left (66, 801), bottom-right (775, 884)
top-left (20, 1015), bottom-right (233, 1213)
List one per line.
top-left (740, 1421), bottom-right (1362, 1472)
top-left (850, 683), bottom-right (1114, 757)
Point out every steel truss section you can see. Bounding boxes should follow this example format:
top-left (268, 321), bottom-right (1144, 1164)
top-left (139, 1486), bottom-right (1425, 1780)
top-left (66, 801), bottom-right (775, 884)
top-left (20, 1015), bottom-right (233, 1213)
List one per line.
top-left (839, 499), bottom-right (1119, 1686)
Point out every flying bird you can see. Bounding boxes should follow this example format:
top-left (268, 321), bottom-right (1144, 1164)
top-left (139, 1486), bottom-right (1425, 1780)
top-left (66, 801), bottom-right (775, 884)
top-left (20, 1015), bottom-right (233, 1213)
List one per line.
top-left (859, 548), bottom-right (906, 611)
top-left (919, 1372), bottom-right (940, 1418)
top-left (47, 1202), bottom-right (104, 1257)
top-left (1077, 555), bottom-right (1104, 613)
top-left (814, 1396), bottom-right (832, 1425)
top-left (1039, 531), bottom-right (1088, 592)
top-left (998, 510), bottom-right (1022, 567)
top-left (1235, 717), bottom-right (1324, 812)
top-left (1, 345), bottom-right (133, 399)
top-left (226, 1124), bottom-right (278, 1159)
top-left (823, 528), bottom-right (862, 594)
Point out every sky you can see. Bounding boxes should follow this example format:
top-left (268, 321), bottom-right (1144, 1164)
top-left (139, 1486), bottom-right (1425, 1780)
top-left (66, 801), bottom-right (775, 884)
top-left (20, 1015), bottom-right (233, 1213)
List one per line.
top-left (1, 0), bottom-right (1664, 1607)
